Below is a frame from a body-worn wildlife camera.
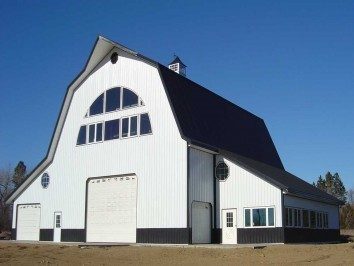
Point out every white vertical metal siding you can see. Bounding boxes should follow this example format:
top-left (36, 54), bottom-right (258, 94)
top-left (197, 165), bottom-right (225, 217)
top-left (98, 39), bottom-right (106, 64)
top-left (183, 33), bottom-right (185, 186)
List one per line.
top-left (188, 148), bottom-right (214, 226)
top-left (216, 155), bottom-right (283, 229)
top-left (13, 49), bottom-right (187, 231)
top-left (284, 195), bottom-right (339, 229)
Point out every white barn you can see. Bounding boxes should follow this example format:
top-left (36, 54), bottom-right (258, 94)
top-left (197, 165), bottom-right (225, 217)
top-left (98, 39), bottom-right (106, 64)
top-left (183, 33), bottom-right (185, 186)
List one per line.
top-left (6, 36), bottom-right (343, 244)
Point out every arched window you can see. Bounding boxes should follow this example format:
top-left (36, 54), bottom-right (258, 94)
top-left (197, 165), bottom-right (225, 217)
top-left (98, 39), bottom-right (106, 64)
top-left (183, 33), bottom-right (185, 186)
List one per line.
top-left (86, 87), bottom-right (143, 117)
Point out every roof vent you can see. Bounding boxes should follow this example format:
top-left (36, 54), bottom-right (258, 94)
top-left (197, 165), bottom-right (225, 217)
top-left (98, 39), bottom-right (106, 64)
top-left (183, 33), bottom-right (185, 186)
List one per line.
top-left (168, 55), bottom-right (186, 77)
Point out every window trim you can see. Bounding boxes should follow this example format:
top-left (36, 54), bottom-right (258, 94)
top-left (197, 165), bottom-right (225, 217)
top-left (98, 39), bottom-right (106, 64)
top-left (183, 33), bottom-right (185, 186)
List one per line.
top-left (244, 206), bottom-right (276, 228)
top-left (215, 161), bottom-right (229, 181)
top-left (41, 172), bottom-right (50, 189)
top-left (285, 206), bottom-right (330, 230)
top-left (85, 86), bottom-right (144, 118)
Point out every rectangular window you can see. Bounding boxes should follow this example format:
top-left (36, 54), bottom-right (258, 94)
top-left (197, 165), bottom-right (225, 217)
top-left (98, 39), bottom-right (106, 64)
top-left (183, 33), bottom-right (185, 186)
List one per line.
top-left (317, 212), bottom-right (323, 228)
top-left (122, 117), bottom-right (129, 138)
top-left (77, 125), bottom-right (87, 145)
top-left (324, 213), bottom-right (328, 228)
top-left (268, 208), bottom-right (275, 226)
top-left (226, 212), bottom-right (233, 227)
top-left (294, 209), bottom-right (301, 227)
top-left (245, 209), bottom-right (251, 227)
top-left (89, 124), bottom-right (95, 143)
top-left (140, 113), bottom-right (152, 135)
top-left (310, 211), bottom-right (316, 228)
top-left (286, 207), bottom-right (294, 227)
top-left (55, 215), bottom-right (61, 228)
top-left (96, 123), bottom-right (103, 142)
top-left (130, 116), bottom-right (138, 136)
top-left (303, 210), bottom-right (309, 228)
top-left (252, 208), bottom-right (266, 226)
top-left (104, 119), bottom-right (119, 140)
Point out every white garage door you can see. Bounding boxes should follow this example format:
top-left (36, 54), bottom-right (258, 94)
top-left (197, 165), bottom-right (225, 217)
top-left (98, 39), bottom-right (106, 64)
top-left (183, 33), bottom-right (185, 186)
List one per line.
top-left (17, 204), bottom-right (41, 241)
top-left (192, 201), bottom-right (211, 244)
top-left (86, 175), bottom-right (137, 243)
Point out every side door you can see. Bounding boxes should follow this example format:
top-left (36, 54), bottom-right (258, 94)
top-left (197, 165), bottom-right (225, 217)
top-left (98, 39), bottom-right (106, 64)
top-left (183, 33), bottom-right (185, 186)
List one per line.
top-left (53, 212), bottom-right (62, 242)
top-left (222, 209), bottom-right (237, 244)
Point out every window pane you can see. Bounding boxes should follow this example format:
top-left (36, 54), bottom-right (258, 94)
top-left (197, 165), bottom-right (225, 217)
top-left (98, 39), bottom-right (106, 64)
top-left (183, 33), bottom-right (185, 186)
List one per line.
top-left (89, 94), bottom-right (104, 116)
top-left (303, 210), bottom-right (309, 228)
top-left (140, 113), bottom-right (152, 135)
top-left (106, 87), bottom-right (121, 112)
top-left (77, 125), bottom-right (86, 145)
top-left (310, 211), bottom-right (316, 228)
top-left (104, 119), bottom-right (119, 140)
top-left (245, 209), bottom-right (251, 227)
top-left (289, 208), bottom-right (293, 226)
top-left (252, 208), bottom-right (266, 226)
top-left (268, 208), bottom-right (274, 226)
top-left (122, 117), bottom-right (129, 138)
top-left (89, 124), bottom-right (95, 143)
top-left (96, 123), bottom-right (103, 141)
top-left (130, 116), bottom-right (137, 136)
top-left (122, 89), bottom-right (138, 108)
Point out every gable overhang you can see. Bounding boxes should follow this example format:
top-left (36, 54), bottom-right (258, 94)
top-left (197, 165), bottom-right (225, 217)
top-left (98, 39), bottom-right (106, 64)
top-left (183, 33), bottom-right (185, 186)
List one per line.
top-left (5, 36), bottom-right (158, 204)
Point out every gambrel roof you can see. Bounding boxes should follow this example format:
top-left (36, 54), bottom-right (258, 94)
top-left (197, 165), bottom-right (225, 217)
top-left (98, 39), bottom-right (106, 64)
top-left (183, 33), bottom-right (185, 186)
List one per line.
top-left (159, 64), bottom-right (284, 170)
top-left (6, 36), bottom-right (342, 206)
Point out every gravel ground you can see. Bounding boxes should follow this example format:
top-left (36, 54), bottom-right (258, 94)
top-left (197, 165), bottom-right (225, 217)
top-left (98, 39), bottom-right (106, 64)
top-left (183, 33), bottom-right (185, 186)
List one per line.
top-left (0, 241), bottom-right (354, 265)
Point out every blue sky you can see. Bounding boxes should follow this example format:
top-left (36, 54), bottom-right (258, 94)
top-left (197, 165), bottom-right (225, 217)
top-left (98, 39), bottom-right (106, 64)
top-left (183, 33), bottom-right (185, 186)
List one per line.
top-left (0, 1), bottom-right (353, 189)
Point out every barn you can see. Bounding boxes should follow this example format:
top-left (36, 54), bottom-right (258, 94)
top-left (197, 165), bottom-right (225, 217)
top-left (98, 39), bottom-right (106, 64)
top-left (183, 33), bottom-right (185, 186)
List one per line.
top-left (6, 36), bottom-right (343, 244)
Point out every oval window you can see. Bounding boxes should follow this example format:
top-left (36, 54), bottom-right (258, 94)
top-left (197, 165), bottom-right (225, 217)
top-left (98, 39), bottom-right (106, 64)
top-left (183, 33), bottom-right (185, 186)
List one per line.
top-left (215, 162), bottom-right (229, 181)
top-left (41, 173), bottom-right (50, 188)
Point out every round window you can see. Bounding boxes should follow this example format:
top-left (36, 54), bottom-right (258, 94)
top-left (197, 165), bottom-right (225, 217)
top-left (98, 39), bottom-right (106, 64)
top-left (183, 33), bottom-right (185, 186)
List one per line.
top-left (110, 52), bottom-right (118, 64)
top-left (41, 173), bottom-right (50, 188)
top-left (215, 162), bottom-right (229, 181)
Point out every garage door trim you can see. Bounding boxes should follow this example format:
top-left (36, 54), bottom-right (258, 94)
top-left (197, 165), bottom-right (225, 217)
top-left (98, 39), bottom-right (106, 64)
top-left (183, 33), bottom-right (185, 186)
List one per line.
top-left (16, 203), bottom-right (41, 241)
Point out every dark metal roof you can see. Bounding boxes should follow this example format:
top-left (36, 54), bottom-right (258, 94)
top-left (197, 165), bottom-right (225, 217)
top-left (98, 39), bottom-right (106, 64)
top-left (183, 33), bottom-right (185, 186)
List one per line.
top-left (158, 64), bottom-right (284, 170)
top-left (222, 150), bottom-right (344, 205)
top-left (169, 56), bottom-right (186, 67)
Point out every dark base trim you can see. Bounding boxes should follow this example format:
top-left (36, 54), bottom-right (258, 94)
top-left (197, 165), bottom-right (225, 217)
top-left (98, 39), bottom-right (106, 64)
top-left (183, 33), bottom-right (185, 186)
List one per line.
top-left (284, 228), bottom-right (340, 243)
top-left (40, 229), bottom-right (53, 241)
top-left (137, 228), bottom-right (189, 244)
top-left (61, 229), bottom-right (86, 242)
top-left (237, 227), bottom-right (284, 244)
top-left (212, 228), bottom-right (221, 243)
top-left (11, 228), bottom-right (16, 240)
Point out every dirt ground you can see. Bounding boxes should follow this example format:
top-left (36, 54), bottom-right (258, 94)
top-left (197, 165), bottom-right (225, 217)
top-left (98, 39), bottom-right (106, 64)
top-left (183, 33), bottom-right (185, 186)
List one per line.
top-left (0, 242), bottom-right (353, 266)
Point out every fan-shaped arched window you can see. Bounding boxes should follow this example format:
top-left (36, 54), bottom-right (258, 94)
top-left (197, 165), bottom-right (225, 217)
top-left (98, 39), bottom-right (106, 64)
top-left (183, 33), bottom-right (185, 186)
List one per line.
top-left (86, 87), bottom-right (142, 117)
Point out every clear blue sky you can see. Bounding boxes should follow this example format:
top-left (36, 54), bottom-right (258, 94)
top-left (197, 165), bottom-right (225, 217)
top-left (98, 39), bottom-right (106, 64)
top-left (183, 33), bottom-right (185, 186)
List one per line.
top-left (0, 1), bottom-right (353, 189)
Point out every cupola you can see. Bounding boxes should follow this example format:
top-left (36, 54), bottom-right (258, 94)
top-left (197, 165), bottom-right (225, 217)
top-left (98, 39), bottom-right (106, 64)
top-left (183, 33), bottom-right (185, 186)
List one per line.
top-left (168, 56), bottom-right (186, 77)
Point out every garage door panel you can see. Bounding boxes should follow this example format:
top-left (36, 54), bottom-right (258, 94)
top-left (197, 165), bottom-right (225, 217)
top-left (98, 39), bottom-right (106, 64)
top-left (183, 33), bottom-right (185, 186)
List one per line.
top-left (86, 175), bottom-right (137, 243)
top-left (17, 204), bottom-right (41, 241)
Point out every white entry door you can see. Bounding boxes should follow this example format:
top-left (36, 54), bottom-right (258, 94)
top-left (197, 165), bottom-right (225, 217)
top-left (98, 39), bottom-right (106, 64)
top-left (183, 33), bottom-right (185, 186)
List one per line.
top-left (53, 212), bottom-right (62, 242)
top-left (86, 175), bottom-right (137, 243)
top-left (222, 209), bottom-right (237, 244)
